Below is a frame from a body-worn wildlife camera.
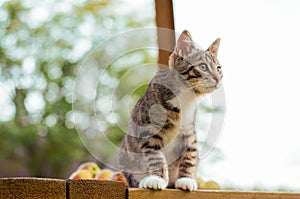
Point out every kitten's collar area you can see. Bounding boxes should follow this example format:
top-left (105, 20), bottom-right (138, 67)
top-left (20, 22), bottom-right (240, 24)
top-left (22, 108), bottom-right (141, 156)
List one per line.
top-left (179, 125), bottom-right (195, 135)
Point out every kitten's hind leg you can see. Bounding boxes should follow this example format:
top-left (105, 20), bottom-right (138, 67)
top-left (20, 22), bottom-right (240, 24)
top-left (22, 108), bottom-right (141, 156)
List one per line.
top-left (139, 137), bottom-right (169, 190)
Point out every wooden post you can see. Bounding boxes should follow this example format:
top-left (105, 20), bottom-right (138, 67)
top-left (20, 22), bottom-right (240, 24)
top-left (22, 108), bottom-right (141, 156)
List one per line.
top-left (155, 0), bottom-right (175, 70)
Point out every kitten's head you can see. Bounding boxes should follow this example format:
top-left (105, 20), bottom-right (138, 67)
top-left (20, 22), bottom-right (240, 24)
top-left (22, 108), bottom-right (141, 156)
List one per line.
top-left (169, 30), bottom-right (223, 95)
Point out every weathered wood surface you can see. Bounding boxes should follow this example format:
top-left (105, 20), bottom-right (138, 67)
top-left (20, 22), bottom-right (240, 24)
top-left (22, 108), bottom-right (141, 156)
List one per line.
top-left (129, 189), bottom-right (300, 199)
top-left (1, 178), bottom-right (300, 199)
top-left (67, 179), bottom-right (127, 199)
top-left (0, 177), bottom-right (66, 199)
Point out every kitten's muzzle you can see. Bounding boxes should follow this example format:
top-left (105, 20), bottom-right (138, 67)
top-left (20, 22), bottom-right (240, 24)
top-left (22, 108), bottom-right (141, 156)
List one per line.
top-left (212, 74), bottom-right (222, 89)
top-left (216, 80), bottom-right (222, 89)
top-left (202, 76), bottom-right (221, 89)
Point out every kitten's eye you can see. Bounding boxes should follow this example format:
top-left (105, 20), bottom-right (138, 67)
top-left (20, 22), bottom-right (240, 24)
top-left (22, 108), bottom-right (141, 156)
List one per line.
top-left (199, 63), bottom-right (208, 71)
top-left (217, 66), bottom-right (222, 70)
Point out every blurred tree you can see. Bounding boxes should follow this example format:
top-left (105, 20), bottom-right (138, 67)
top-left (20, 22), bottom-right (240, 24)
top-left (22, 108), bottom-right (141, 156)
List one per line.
top-left (0, 0), bottom-right (156, 178)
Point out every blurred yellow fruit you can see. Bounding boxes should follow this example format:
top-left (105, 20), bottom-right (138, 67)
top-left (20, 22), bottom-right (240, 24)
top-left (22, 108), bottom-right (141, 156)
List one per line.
top-left (200, 181), bottom-right (221, 190)
top-left (197, 177), bottom-right (221, 190)
top-left (77, 162), bottom-right (101, 178)
top-left (95, 169), bottom-right (114, 180)
top-left (69, 169), bottom-right (93, 180)
top-left (196, 177), bottom-right (205, 188)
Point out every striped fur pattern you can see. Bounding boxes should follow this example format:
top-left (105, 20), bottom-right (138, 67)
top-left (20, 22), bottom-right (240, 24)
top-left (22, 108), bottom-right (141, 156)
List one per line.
top-left (119, 30), bottom-right (222, 191)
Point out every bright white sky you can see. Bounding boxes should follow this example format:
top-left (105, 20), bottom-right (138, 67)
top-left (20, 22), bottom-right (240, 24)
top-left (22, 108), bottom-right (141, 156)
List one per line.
top-left (174, 0), bottom-right (300, 191)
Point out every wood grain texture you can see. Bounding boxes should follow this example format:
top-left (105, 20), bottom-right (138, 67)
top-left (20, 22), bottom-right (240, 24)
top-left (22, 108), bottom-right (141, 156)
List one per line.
top-left (67, 180), bottom-right (127, 199)
top-left (128, 189), bottom-right (300, 199)
top-left (1, 178), bottom-right (300, 199)
top-left (155, 0), bottom-right (175, 70)
top-left (0, 177), bottom-right (66, 199)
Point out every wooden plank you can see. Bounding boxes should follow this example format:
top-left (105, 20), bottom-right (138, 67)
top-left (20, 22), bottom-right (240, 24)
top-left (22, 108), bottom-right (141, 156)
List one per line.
top-left (128, 189), bottom-right (300, 199)
top-left (1, 177), bottom-right (299, 199)
top-left (155, 0), bottom-right (175, 70)
top-left (67, 180), bottom-right (127, 199)
top-left (0, 177), bottom-right (66, 199)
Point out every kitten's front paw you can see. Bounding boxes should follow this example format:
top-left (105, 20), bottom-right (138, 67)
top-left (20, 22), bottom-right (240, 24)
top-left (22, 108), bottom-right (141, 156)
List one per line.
top-left (139, 175), bottom-right (168, 190)
top-left (175, 177), bottom-right (198, 191)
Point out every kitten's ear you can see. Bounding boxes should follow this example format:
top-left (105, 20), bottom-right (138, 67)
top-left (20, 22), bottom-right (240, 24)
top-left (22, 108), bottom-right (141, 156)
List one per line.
top-left (207, 38), bottom-right (221, 56)
top-left (175, 30), bottom-right (194, 58)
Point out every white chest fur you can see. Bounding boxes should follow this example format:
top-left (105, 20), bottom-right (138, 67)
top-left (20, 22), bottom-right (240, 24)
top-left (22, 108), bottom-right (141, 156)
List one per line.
top-left (163, 90), bottom-right (199, 163)
top-left (170, 90), bottom-right (199, 129)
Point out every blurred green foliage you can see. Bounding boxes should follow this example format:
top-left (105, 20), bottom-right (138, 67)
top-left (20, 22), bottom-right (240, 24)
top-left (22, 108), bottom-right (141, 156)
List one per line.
top-left (0, 0), bottom-right (222, 180)
top-left (0, 0), bottom-right (156, 178)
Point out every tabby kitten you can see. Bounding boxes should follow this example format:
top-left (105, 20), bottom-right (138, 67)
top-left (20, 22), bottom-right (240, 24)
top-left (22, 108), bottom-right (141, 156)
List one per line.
top-left (119, 30), bottom-right (222, 191)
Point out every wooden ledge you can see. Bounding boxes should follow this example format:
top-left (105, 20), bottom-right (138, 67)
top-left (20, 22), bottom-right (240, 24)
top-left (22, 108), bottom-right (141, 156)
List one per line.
top-left (1, 178), bottom-right (300, 199)
top-left (67, 179), bottom-right (127, 199)
top-left (0, 177), bottom-right (66, 199)
top-left (128, 189), bottom-right (300, 199)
